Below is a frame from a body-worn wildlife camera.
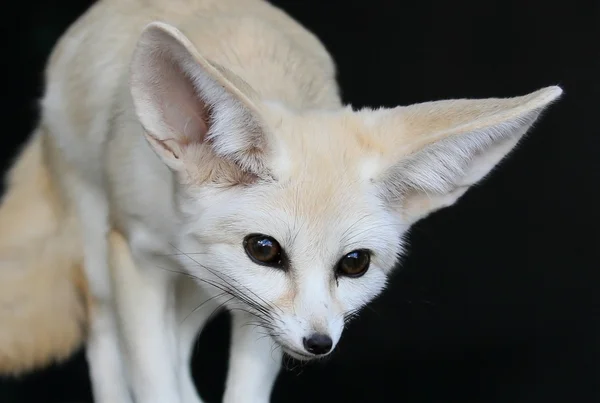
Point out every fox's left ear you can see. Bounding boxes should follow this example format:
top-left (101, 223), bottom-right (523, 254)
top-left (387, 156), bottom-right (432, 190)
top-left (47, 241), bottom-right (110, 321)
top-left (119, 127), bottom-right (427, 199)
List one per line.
top-left (368, 86), bottom-right (563, 224)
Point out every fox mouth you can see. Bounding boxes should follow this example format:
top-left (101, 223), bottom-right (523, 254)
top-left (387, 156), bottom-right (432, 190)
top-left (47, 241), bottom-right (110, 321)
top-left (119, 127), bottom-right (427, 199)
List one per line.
top-left (281, 346), bottom-right (315, 361)
top-left (268, 334), bottom-right (318, 361)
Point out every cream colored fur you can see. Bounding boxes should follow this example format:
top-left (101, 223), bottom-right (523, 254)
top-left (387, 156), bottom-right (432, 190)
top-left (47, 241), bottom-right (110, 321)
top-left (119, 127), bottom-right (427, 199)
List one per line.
top-left (0, 0), bottom-right (561, 402)
top-left (0, 132), bottom-right (88, 376)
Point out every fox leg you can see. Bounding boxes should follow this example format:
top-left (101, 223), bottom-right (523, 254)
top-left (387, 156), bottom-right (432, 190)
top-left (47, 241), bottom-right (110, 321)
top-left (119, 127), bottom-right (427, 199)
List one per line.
top-left (73, 182), bottom-right (132, 403)
top-left (222, 311), bottom-right (282, 403)
top-left (108, 230), bottom-right (182, 403)
top-left (174, 279), bottom-right (283, 403)
top-left (174, 277), bottom-right (219, 403)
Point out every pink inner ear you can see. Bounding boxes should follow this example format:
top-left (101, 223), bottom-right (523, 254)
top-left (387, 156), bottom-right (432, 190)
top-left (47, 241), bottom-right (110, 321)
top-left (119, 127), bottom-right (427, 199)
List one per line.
top-left (155, 55), bottom-right (210, 145)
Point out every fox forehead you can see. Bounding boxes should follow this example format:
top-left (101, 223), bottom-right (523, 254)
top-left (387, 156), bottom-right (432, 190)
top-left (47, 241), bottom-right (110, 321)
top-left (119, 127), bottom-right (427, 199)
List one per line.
top-left (263, 105), bottom-right (390, 184)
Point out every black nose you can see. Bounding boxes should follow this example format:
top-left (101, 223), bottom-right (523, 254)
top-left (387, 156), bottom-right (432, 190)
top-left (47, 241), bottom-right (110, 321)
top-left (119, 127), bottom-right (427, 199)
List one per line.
top-left (303, 333), bottom-right (333, 355)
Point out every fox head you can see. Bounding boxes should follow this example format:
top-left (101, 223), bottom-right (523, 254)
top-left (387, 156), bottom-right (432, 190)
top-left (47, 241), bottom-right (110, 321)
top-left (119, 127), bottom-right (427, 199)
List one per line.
top-left (129, 22), bottom-right (562, 360)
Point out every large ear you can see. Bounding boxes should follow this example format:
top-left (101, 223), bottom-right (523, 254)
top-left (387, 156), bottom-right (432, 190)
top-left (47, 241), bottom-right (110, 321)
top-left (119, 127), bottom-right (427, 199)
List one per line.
top-left (129, 22), bottom-right (271, 182)
top-left (369, 86), bottom-right (563, 224)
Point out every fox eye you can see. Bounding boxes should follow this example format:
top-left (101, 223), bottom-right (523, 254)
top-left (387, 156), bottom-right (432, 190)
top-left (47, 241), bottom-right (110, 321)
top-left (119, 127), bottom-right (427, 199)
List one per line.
top-left (243, 234), bottom-right (284, 267)
top-left (336, 249), bottom-right (371, 278)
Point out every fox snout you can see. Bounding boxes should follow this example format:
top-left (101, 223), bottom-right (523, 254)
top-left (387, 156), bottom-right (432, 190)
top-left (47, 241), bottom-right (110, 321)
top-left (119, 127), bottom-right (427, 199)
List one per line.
top-left (269, 299), bottom-right (345, 360)
top-left (302, 333), bottom-right (333, 355)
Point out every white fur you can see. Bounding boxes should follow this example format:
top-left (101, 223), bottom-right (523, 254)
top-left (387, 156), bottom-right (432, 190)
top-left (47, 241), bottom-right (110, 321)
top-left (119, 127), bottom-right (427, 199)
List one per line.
top-left (34, 1), bottom-right (562, 402)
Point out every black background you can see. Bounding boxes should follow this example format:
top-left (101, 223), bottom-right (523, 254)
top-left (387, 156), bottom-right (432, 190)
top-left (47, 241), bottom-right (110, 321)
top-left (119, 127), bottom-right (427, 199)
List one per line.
top-left (1, 0), bottom-right (598, 402)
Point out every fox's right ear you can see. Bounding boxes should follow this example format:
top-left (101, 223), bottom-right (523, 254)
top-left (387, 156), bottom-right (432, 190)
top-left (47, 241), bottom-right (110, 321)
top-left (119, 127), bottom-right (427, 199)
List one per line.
top-left (129, 22), bottom-right (273, 182)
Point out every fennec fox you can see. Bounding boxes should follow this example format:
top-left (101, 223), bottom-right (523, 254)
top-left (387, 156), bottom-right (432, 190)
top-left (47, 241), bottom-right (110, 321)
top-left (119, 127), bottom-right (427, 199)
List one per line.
top-left (0, 0), bottom-right (562, 402)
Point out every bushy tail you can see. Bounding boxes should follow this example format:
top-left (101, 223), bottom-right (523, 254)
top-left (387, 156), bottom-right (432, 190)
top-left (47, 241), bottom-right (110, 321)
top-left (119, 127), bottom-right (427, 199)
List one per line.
top-left (0, 131), bottom-right (88, 376)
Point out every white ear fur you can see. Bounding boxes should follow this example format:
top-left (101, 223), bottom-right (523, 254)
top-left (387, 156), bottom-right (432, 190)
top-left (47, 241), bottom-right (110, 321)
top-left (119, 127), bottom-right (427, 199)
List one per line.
top-left (129, 22), bottom-right (270, 177)
top-left (374, 86), bottom-right (563, 223)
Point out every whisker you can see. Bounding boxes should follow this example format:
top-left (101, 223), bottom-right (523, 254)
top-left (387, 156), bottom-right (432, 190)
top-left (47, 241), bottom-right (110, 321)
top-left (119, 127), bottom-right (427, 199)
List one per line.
top-left (179, 291), bottom-right (227, 326)
top-left (154, 246), bottom-right (288, 353)
top-left (154, 264), bottom-right (272, 324)
top-left (206, 296), bottom-right (237, 324)
top-left (340, 214), bottom-right (372, 242)
top-left (344, 222), bottom-right (406, 246)
top-left (157, 252), bottom-right (212, 257)
top-left (169, 244), bottom-right (282, 315)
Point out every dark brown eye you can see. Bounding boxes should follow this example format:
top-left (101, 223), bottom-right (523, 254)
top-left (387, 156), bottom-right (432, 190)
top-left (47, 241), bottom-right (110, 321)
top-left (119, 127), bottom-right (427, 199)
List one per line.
top-left (337, 250), bottom-right (371, 278)
top-left (243, 234), bottom-right (283, 267)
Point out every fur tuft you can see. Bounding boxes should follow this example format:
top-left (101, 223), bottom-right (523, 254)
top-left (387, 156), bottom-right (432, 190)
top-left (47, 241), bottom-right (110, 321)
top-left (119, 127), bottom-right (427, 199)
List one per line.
top-left (0, 132), bottom-right (88, 376)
